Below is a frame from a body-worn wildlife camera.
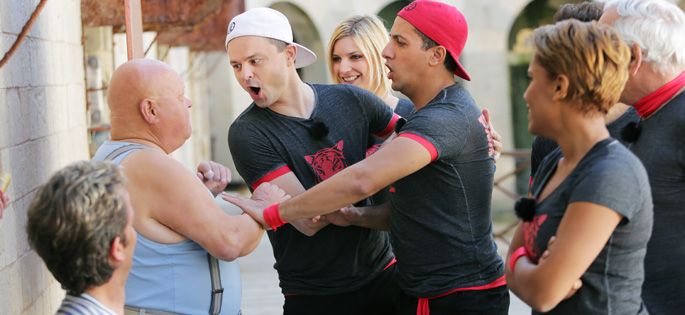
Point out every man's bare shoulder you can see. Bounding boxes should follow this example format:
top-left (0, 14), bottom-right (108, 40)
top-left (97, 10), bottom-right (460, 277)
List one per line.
top-left (119, 149), bottom-right (219, 242)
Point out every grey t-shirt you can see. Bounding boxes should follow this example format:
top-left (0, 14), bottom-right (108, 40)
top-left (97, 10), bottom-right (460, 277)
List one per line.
top-left (527, 139), bottom-right (653, 315)
top-left (390, 83), bottom-right (504, 297)
top-left (629, 91), bottom-right (685, 314)
top-left (366, 97), bottom-right (415, 206)
top-left (229, 84), bottom-right (397, 295)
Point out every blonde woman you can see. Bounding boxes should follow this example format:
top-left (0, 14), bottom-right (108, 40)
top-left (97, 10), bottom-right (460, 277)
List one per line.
top-left (506, 20), bottom-right (653, 314)
top-left (328, 15), bottom-right (414, 118)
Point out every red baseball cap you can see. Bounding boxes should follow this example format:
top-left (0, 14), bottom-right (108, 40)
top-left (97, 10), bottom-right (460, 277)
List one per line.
top-left (398, 0), bottom-right (471, 81)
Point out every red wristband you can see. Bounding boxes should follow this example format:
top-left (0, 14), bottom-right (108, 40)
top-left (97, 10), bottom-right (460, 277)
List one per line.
top-left (263, 203), bottom-right (286, 231)
top-left (509, 246), bottom-right (528, 273)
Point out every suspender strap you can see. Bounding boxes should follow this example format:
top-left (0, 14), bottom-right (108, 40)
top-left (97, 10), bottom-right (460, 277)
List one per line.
top-left (108, 143), bottom-right (225, 314)
top-left (102, 143), bottom-right (148, 162)
top-left (208, 254), bottom-right (224, 315)
top-left (124, 305), bottom-right (182, 315)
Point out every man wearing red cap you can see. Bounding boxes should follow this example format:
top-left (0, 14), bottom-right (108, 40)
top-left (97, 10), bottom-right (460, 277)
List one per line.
top-left (224, 1), bottom-right (509, 314)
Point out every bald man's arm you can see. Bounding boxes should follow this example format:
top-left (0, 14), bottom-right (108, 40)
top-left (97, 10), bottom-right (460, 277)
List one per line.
top-left (123, 151), bottom-right (264, 260)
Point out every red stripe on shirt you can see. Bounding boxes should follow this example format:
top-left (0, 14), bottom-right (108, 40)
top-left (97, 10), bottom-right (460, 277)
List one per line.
top-left (375, 114), bottom-right (401, 138)
top-left (398, 133), bottom-right (438, 162)
top-left (250, 165), bottom-right (291, 190)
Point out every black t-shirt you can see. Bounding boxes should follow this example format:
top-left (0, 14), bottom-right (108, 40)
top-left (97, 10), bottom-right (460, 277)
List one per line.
top-left (630, 92), bottom-right (685, 314)
top-left (527, 139), bottom-right (652, 315)
top-left (390, 84), bottom-right (504, 297)
top-left (530, 107), bottom-right (639, 177)
top-left (228, 84), bottom-right (397, 295)
top-left (365, 97), bottom-right (416, 206)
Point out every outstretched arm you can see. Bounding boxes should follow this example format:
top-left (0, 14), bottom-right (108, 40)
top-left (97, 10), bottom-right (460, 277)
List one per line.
top-left (223, 136), bottom-right (432, 228)
top-left (262, 172), bottom-right (330, 236)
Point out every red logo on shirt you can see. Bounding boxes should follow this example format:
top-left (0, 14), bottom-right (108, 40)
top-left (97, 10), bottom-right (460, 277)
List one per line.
top-left (304, 140), bottom-right (347, 183)
top-left (523, 213), bottom-right (548, 262)
top-left (365, 143), bottom-right (382, 157)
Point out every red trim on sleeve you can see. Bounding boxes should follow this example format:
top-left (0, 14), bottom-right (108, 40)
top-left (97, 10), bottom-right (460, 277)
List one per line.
top-left (375, 114), bottom-right (401, 138)
top-left (251, 165), bottom-right (291, 190)
top-left (508, 246), bottom-right (528, 273)
top-left (398, 133), bottom-right (438, 162)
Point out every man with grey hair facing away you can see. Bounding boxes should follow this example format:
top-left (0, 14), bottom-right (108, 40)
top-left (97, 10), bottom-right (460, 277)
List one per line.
top-left (27, 161), bottom-right (135, 315)
top-left (600, 1), bottom-right (685, 313)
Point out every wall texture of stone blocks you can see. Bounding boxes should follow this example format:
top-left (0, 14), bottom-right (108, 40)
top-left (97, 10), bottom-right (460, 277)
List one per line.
top-left (0, 0), bottom-right (88, 314)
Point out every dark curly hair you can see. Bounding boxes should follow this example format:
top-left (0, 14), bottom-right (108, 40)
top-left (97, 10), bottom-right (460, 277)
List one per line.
top-left (554, 2), bottom-right (604, 23)
top-left (26, 161), bottom-right (128, 295)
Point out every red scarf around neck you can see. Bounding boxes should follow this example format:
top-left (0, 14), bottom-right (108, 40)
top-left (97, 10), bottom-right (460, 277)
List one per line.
top-left (634, 71), bottom-right (685, 118)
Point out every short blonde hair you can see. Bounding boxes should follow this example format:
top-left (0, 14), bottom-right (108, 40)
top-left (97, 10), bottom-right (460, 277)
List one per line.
top-left (327, 15), bottom-right (391, 98)
top-left (533, 20), bottom-right (630, 114)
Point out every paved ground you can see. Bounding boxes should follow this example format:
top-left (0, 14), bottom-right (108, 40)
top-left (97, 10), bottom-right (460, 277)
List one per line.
top-left (218, 197), bottom-right (531, 314)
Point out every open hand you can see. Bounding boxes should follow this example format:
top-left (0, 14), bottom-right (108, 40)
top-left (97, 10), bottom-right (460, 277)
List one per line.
top-left (222, 182), bottom-right (290, 229)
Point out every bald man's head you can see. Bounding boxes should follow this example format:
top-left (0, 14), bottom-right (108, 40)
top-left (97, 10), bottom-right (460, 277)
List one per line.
top-left (107, 59), bottom-right (178, 113)
top-left (107, 59), bottom-right (192, 152)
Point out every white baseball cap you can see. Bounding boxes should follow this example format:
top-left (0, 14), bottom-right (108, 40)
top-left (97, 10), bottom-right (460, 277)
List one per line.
top-left (225, 8), bottom-right (317, 69)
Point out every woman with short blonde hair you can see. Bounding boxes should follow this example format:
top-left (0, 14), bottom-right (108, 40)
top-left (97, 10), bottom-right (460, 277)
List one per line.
top-left (506, 20), bottom-right (653, 314)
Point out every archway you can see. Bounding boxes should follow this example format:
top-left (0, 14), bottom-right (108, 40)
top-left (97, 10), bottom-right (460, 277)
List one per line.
top-left (270, 2), bottom-right (327, 83)
top-left (377, 0), bottom-right (412, 30)
top-left (507, 0), bottom-right (584, 192)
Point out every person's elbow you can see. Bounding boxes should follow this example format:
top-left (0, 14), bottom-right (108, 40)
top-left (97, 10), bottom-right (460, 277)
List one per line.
top-left (348, 166), bottom-right (381, 198)
top-left (211, 230), bottom-right (254, 261)
top-left (212, 244), bottom-right (241, 261)
top-left (529, 297), bottom-right (561, 313)
top-left (525, 288), bottom-right (564, 313)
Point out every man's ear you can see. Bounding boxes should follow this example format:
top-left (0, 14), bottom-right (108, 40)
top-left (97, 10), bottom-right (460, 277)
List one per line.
top-left (285, 45), bottom-right (297, 67)
top-left (628, 43), bottom-right (643, 77)
top-left (553, 74), bottom-right (570, 101)
top-left (109, 236), bottom-right (125, 265)
top-left (429, 46), bottom-right (447, 67)
top-left (140, 98), bottom-right (159, 124)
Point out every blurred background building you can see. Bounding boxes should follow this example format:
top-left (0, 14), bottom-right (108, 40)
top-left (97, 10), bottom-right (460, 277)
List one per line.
top-left (1, 0), bottom-right (684, 314)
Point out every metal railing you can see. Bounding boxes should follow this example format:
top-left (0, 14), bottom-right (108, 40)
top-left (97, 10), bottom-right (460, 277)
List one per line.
top-left (492, 149), bottom-right (531, 246)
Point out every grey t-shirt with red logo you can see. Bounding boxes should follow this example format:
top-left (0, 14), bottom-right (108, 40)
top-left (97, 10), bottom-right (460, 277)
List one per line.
top-left (526, 139), bottom-right (652, 314)
top-left (228, 83), bottom-right (398, 295)
top-left (391, 83), bottom-right (504, 297)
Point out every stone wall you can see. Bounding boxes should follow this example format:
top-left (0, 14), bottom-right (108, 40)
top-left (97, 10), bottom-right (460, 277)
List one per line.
top-left (0, 0), bottom-right (88, 314)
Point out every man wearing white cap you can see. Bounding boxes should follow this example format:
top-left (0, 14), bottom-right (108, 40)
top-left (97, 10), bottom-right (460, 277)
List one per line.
top-left (224, 1), bottom-right (510, 314)
top-left (225, 7), bottom-right (402, 315)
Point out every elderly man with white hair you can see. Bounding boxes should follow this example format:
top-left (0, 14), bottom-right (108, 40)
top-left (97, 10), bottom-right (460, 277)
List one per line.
top-left (600, 1), bottom-right (685, 314)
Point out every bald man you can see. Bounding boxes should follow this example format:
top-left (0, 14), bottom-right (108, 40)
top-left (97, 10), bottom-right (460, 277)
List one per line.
top-left (92, 59), bottom-right (272, 315)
